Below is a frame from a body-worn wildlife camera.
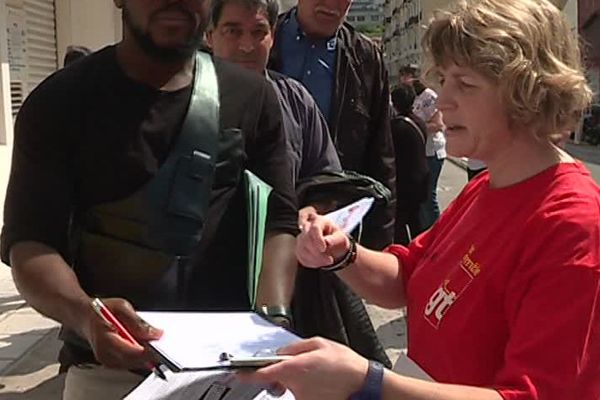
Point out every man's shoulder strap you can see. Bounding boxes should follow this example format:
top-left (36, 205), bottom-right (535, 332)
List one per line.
top-left (142, 51), bottom-right (222, 254)
top-left (170, 51), bottom-right (220, 157)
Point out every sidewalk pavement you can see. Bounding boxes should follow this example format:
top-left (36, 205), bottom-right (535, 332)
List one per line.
top-left (0, 267), bottom-right (63, 399)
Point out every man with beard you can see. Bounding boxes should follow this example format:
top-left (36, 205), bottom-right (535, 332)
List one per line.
top-left (269, 0), bottom-right (396, 251)
top-left (0, 0), bottom-right (298, 397)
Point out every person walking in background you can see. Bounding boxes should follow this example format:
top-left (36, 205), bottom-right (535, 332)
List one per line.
top-left (390, 84), bottom-right (429, 244)
top-left (63, 45), bottom-right (92, 67)
top-left (399, 64), bottom-right (446, 229)
top-left (270, 0), bottom-right (397, 251)
top-left (412, 78), bottom-right (446, 229)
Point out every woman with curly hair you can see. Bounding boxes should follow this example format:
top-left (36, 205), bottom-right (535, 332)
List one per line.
top-left (242, 0), bottom-right (600, 399)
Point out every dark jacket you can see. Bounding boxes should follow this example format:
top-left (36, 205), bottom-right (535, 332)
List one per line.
top-left (391, 113), bottom-right (430, 245)
top-left (270, 9), bottom-right (396, 250)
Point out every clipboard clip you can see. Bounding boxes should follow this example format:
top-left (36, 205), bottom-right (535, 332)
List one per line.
top-left (218, 350), bottom-right (291, 368)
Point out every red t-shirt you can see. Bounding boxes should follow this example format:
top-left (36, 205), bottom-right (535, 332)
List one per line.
top-left (387, 162), bottom-right (600, 399)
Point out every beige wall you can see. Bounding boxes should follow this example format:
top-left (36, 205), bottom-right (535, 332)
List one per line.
top-left (0, 0), bottom-right (13, 146)
top-left (55, 0), bottom-right (122, 67)
top-left (563, 0), bottom-right (578, 32)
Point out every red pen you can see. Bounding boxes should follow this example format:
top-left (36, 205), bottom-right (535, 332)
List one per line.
top-left (91, 298), bottom-right (167, 380)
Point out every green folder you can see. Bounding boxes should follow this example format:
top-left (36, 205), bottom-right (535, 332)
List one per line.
top-left (244, 170), bottom-right (272, 307)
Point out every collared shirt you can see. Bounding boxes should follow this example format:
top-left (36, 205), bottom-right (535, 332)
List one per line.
top-left (277, 9), bottom-right (337, 121)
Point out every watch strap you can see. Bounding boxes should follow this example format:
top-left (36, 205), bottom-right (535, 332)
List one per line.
top-left (349, 360), bottom-right (384, 400)
top-left (321, 235), bottom-right (357, 272)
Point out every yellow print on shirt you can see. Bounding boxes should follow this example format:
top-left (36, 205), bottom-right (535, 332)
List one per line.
top-left (462, 245), bottom-right (481, 278)
top-left (424, 244), bottom-right (482, 329)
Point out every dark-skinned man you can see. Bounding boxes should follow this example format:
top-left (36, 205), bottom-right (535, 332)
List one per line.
top-left (1, 0), bottom-right (297, 397)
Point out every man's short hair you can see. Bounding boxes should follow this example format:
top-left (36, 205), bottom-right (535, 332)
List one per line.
top-left (423, 0), bottom-right (592, 138)
top-left (391, 84), bottom-right (416, 116)
top-left (210, 0), bottom-right (280, 28)
top-left (398, 64), bottom-right (419, 77)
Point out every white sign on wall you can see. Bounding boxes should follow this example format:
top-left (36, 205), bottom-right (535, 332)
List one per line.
top-left (6, 7), bottom-right (26, 81)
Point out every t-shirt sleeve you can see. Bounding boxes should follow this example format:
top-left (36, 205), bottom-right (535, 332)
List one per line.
top-left (247, 80), bottom-right (298, 235)
top-left (1, 74), bottom-right (76, 265)
top-left (493, 201), bottom-right (600, 400)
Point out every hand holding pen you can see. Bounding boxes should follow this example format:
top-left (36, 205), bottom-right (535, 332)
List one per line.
top-left (87, 297), bottom-right (166, 379)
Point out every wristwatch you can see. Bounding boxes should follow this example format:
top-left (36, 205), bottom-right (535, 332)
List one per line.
top-left (322, 235), bottom-right (357, 272)
top-left (350, 360), bottom-right (384, 400)
top-left (257, 305), bottom-right (293, 328)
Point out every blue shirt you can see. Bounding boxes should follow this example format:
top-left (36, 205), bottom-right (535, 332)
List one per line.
top-left (277, 9), bottom-right (337, 122)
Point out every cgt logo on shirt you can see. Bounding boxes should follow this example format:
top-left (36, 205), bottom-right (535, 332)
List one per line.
top-left (424, 245), bottom-right (481, 329)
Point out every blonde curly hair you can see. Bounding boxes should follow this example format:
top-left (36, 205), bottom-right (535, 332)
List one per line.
top-left (422, 0), bottom-right (593, 139)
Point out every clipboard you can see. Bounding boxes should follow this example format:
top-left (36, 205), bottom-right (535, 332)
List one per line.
top-left (219, 352), bottom-right (292, 369)
top-left (139, 311), bottom-right (299, 372)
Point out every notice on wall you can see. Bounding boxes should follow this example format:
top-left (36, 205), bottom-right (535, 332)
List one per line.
top-left (6, 7), bottom-right (26, 81)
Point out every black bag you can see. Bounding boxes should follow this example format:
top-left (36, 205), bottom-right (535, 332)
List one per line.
top-left (293, 170), bottom-right (393, 368)
top-left (296, 170), bottom-right (392, 210)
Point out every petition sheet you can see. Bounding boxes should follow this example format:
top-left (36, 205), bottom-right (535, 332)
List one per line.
top-left (138, 311), bottom-right (300, 371)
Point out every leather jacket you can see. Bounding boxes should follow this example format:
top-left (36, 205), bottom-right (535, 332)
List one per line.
top-left (270, 10), bottom-right (396, 249)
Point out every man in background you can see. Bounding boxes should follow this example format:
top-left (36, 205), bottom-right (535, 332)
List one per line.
top-left (270, 0), bottom-right (396, 250)
top-left (208, 0), bottom-right (390, 368)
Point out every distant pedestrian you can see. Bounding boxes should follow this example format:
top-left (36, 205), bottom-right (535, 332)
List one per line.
top-left (412, 78), bottom-right (446, 229)
top-left (399, 64), bottom-right (447, 229)
top-left (63, 45), bottom-right (92, 67)
top-left (390, 84), bottom-right (429, 244)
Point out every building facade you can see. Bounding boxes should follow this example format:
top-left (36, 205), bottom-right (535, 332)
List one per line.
top-left (0, 0), bottom-right (122, 146)
top-left (347, 0), bottom-right (385, 29)
top-left (382, 0), bottom-right (447, 84)
top-left (382, 0), bottom-right (579, 86)
top-left (579, 0), bottom-right (600, 101)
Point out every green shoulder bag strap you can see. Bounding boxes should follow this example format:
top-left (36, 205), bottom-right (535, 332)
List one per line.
top-left (143, 51), bottom-right (220, 256)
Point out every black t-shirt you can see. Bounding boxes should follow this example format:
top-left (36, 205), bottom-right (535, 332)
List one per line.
top-left (1, 46), bottom-right (297, 309)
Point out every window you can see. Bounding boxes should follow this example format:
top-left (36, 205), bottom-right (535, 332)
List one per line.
top-left (357, 15), bottom-right (365, 21)
top-left (347, 16), bottom-right (355, 21)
